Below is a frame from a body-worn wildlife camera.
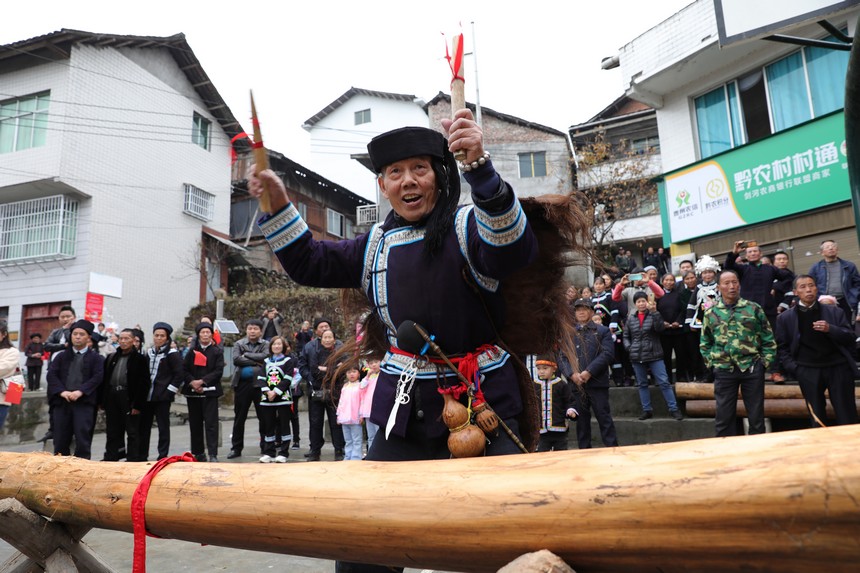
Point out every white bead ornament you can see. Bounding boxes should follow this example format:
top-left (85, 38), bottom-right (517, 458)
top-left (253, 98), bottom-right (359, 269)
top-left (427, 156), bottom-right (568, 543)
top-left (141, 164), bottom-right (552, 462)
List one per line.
top-left (458, 152), bottom-right (491, 172)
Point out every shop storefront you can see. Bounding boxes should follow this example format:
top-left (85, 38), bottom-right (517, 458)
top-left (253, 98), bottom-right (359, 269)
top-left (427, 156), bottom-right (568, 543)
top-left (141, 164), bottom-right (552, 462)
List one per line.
top-left (658, 110), bottom-right (857, 270)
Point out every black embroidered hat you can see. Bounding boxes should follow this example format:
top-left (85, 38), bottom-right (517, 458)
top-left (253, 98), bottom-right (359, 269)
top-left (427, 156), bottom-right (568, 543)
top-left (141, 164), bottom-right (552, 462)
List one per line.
top-left (367, 127), bottom-right (448, 173)
top-left (70, 319), bottom-right (94, 336)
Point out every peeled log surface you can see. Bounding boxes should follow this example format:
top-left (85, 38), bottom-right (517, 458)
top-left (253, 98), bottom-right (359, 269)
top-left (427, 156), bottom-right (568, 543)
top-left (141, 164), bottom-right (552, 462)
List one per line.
top-left (676, 381), bottom-right (860, 400)
top-left (1, 427), bottom-right (860, 573)
top-left (685, 398), bottom-right (860, 418)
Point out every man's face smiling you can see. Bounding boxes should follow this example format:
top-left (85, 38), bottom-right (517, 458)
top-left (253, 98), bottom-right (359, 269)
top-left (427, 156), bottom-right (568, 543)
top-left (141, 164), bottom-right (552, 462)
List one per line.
top-left (378, 156), bottom-right (439, 223)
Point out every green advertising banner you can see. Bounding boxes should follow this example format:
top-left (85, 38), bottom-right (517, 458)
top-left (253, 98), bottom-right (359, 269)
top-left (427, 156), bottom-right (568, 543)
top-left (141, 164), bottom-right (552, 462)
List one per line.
top-left (659, 111), bottom-right (849, 244)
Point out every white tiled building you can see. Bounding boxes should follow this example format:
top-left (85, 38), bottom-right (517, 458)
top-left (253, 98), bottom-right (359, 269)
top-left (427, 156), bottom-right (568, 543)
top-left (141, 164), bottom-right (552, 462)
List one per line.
top-left (0, 30), bottom-right (245, 341)
top-left (610, 0), bottom-right (860, 268)
top-left (302, 88), bottom-right (430, 203)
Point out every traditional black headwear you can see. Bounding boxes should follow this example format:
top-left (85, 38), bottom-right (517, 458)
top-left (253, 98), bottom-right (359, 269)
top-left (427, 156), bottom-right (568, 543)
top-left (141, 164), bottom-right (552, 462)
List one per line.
top-left (153, 322), bottom-right (173, 336)
top-left (368, 127), bottom-right (447, 172)
top-left (70, 320), bottom-right (94, 336)
top-left (367, 126), bottom-right (461, 256)
top-left (195, 322), bottom-right (213, 335)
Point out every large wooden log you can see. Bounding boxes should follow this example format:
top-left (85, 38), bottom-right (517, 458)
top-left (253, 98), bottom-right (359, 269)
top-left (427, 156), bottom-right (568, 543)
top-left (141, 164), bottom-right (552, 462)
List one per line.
top-left (676, 381), bottom-right (860, 400)
top-left (1, 427), bottom-right (859, 573)
top-left (685, 398), bottom-right (860, 418)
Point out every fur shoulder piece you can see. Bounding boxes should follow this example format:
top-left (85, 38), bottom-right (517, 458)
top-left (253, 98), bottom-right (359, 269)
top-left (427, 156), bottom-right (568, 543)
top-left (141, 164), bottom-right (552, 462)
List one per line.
top-left (499, 194), bottom-right (587, 357)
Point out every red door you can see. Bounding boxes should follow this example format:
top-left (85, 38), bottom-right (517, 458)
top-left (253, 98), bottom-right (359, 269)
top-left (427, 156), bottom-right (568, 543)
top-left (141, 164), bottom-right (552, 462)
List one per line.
top-left (21, 302), bottom-right (71, 349)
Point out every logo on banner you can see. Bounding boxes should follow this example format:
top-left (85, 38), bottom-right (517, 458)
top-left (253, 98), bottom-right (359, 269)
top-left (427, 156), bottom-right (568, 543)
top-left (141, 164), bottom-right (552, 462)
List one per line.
top-left (675, 189), bottom-right (691, 208)
top-left (705, 178), bottom-right (725, 198)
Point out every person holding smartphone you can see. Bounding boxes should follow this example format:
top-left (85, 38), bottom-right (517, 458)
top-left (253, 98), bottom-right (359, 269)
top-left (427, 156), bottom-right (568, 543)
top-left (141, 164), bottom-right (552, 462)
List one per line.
top-left (611, 268), bottom-right (666, 310)
top-left (724, 240), bottom-right (793, 383)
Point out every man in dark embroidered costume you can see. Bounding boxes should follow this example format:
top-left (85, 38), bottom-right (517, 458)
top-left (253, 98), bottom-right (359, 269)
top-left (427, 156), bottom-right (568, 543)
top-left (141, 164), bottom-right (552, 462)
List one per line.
top-left (249, 110), bottom-right (584, 572)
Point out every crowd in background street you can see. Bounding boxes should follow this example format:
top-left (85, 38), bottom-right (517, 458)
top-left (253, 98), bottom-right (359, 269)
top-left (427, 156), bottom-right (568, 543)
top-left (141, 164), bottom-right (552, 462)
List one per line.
top-left (1, 239), bottom-right (858, 460)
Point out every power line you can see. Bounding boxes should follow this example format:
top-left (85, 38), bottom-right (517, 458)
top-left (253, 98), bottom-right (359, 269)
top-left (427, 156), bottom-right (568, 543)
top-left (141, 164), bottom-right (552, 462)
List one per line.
top-left (0, 43), bottom-right (228, 109)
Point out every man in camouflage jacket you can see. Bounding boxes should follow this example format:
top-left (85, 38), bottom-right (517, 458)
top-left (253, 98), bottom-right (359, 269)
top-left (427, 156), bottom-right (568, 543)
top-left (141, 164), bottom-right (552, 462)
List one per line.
top-left (700, 270), bottom-right (776, 437)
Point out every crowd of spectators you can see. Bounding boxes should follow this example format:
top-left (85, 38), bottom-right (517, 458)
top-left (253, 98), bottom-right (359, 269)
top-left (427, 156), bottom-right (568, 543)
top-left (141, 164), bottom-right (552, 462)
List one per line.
top-left (557, 240), bottom-right (860, 435)
top-left (4, 238), bottom-right (857, 458)
top-left (4, 305), bottom-right (384, 464)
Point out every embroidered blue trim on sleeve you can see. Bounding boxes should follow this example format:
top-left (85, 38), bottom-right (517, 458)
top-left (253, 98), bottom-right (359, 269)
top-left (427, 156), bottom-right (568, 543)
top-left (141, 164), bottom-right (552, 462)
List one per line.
top-left (455, 207), bottom-right (499, 293)
top-left (260, 203), bottom-right (308, 252)
top-left (473, 200), bottom-right (527, 246)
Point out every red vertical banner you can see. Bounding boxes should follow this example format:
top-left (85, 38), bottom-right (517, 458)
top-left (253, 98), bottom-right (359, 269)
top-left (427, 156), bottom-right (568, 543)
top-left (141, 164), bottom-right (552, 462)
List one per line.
top-left (85, 292), bottom-right (104, 323)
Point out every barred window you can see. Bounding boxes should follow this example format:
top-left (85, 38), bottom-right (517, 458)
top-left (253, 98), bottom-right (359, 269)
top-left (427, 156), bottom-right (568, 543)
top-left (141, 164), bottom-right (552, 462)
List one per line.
top-left (0, 91), bottom-right (50, 154)
top-left (0, 195), bottom-right (78, 265)
top-left (192, 112), bottom-right (211, 150)
top-left (356, 204), bottom-right (378, 226)
top-left (183, 184), bottom-right (215, 221)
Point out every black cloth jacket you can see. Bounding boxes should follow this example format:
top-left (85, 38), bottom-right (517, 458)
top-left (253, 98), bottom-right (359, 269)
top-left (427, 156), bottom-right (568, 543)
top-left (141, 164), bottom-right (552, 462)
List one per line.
top-left (101, 349), bottom-right (150, 411)
top-left (775, 303), bottom-right (860, 378)
top-left (725, 252), bottom-right (793, 317)
top-left (24, 342), bottom-right (44, 368)
top-left (47, 348), bottom-right (104, 405)
top-left (656, 288), bottom-right (685, 336)
top-left (298, 338), bottom-right (344, 390)
top-left (533, 377), bottom-right (575, 432)
top-left (148, 346), bottom-right (184, 402)
top-left (182, 344), bottom-right (225, 398)
top-left (623, 310), bottom-right (665, 363)
top-left (573, 322), bottom-right (614, 388)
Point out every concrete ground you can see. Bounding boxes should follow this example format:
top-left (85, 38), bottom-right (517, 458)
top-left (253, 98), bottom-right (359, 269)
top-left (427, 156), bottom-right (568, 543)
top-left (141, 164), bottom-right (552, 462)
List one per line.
top-left (0, 396), bottom-right (455, 573)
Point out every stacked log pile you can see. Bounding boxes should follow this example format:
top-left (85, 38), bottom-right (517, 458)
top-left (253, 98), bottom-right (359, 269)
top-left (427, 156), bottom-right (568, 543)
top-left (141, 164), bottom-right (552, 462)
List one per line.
top-left (676, 382), bottom-right (860, 418)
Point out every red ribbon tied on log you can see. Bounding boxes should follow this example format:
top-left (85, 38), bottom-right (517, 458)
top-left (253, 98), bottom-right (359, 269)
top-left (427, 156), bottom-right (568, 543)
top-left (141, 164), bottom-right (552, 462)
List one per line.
top-left (446, 32), bottom-right (465, 85)
top-left (131, 452), bottom-right (197, 573)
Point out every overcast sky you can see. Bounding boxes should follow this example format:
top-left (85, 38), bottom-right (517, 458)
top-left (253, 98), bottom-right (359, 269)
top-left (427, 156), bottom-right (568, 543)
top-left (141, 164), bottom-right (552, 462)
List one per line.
top-left (3, 0), bottom-right (693, 168)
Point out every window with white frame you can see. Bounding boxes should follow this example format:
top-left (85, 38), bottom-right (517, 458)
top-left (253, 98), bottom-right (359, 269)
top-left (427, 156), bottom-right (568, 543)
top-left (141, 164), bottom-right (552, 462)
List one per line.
top-left (327, 208), bottom-right (345, 237)
top-left (695, 32), bottom-right (849, 159)
top-left (183, 184), bottom-right (215, 221)
top-left (518, 151), bottom-right (547, 178)
top-left (631, 136), bottom-right (660, 155)
top-left (192, 112), bottom-right (211, 150)
top-left (0, 195), bottom-right (78, 265)
top-left (296, 202), bottom-right (308, 221)
top-left (354, 108), bottom-right (371, 125)
top-left (0, 91), bottom-right (50, 154)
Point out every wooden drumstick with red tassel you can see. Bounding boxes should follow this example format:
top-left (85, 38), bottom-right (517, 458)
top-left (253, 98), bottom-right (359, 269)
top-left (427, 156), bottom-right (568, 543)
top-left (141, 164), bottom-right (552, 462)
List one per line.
top-left (447, 31), bottom-right (466, 161)
top-left (250, 90), bottom-right (272, 213)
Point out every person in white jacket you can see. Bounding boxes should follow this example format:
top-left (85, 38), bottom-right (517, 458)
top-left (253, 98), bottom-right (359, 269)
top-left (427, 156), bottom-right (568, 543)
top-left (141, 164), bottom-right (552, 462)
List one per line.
top-left (0, 321), bottom-right (21, 430)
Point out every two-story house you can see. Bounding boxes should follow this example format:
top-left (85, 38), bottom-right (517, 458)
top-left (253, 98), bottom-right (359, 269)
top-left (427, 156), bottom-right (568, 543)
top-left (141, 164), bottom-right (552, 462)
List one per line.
top-left (302, 87), bottom-right (429, 203)
top-left (425, 93), bottom-right (575, 201)
top-left (569, 95), bottom-right (663, 272)
top-left (229, 150), bottom-right (373, 273)
top-left (0, 29), bottom-right (246, 341)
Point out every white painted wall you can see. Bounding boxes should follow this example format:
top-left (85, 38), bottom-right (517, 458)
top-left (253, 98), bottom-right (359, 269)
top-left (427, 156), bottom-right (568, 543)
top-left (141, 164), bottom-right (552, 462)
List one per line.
top-left (0, 42), bottom-right (233, 338)
top-left (618, 0), bottom-right (717, 95)
top-left (306, 94), bottom-right (428, 202)
top-left (618, 0), bottom-right (860, 173)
